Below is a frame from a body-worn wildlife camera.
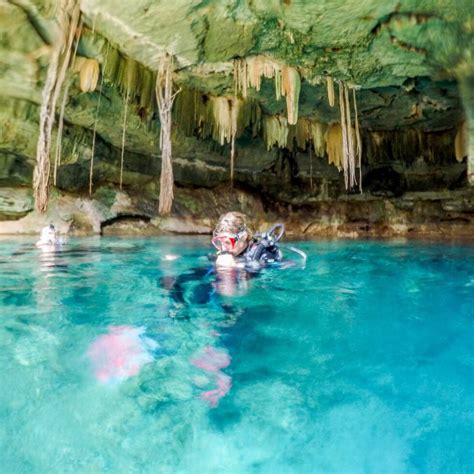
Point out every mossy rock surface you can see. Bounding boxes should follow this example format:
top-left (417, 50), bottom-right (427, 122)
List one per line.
top-left (0, 0), bottom-right (473, 233)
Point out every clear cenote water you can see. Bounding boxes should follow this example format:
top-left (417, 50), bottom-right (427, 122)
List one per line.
top-left (0, 236), bottom-right (473, 473)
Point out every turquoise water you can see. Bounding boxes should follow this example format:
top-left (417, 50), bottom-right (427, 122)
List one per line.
top-left (0, 236), bottom-right (473, 473)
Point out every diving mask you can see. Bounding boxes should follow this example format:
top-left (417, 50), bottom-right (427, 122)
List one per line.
top-left (211, 230), bottom-right (246, 251)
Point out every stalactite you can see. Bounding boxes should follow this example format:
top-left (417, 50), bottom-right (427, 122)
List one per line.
top-left (139, 68), bottom-right (155, 115)
top-left (207, 96), bottom-right (240, 184)
top-left (263, 115), bottom-right (289, 150)
top-left (34, 0), bottom-right (80, 212)
top-left (212, 97), bottom-right (234, 145)
top-left (216, 96), bottom-right (253, 145)
top-left (103, 46), bottom-right (120, 82)
top-left (233, 58), bottom-right (247, 98)
top-left (309, 140), bottom-right (314, 190)
top-left (245, 56), bottom-right (281, 96)
top-left (172, 86), bottom-right (195, 136)
top-left (281, 66), bottom-right (300, 125)
top-left (292, 118), bottom-right (310, 150)
top-left (118, 57), bottom-right (139, 99)
top-left (326, 124), bottom-right (343, 170)
top-left (286, 118), bottom-right (330, 157)
top-left (310, 121), bottom-right (327, 157)
top-left (455, 121), bottom-right (468, 162)
top-left (79, 58), bottom-right (100, 92)
top-left (233, 56), bottom-right (300, 124)
top-left (101, 43), bottom-right (156, 117)
top-left (260, 113), bottom-right (331, 157)
top-left (173, 87), bottom-right (258, 158)
top-left (327, 77), bottom-right (335, 107)
top-left (155, 54), bottom-right (179, 215)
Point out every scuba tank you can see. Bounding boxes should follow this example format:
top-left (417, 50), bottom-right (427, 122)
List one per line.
top-left (244, 223), bottom-right (307, 268)
top-left (245, 223), bottom-right (285, 263)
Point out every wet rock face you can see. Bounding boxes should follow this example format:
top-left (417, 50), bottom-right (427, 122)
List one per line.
top-left (1, 184), bottom-right (472, 239)
top-left (0, 1), bottom-right (473, 236)
top-left (0, 188), bottom-right (33, 220)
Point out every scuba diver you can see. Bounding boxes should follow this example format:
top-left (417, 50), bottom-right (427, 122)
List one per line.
top-left (211, 212), bottom-right (284, 269)
top-left (35, 224), bottom-right (65, 248)
top-left (160, 212), bottom-right (291, 313)
top-left (159, 212), bottom-right (305, 407)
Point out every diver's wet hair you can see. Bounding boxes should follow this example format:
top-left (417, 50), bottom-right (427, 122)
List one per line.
top-left (213, 212), bottom-right (253, 241)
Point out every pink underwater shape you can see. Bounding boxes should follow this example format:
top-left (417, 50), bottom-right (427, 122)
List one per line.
top-left (87, 325), bottom-right (157, 384)
top-left (200, 373), bottom-right (232, 407)
top-left (192, 345), bottom-right (231, 407)
top-left (191, 345), bottom-right (230, 372)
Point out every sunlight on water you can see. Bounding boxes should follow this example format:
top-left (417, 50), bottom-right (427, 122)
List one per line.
top-left (0, 236), bottom-right (473, 473)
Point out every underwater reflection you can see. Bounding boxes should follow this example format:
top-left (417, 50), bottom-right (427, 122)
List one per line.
top-left (213, 265), bottom-right (250, 297)
top-left (38, 245), bottom-right (63, 273)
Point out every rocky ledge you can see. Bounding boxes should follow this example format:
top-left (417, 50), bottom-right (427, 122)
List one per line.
top-left (1, 184), bottom-right (473, 240)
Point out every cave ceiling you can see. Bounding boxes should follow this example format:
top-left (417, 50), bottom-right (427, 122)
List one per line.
top-left (1, 0), bottom-right (473, 157)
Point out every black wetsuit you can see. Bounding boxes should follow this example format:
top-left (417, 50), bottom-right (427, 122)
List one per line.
top-left (161, 239), bottom-right (282, 316)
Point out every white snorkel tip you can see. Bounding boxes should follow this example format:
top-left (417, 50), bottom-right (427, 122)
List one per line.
top-left (215, 253), bottom-right (238, 268)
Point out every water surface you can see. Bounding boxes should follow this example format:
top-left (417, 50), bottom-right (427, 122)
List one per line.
top-left (0, 237), bottom-right (473, 473)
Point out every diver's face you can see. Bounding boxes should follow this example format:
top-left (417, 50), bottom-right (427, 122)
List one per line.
top-left (212, 232), bottom-right (248, 256)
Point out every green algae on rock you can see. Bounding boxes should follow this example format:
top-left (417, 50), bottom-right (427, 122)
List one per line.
top-left (0, 0), bottom-right (473, 236)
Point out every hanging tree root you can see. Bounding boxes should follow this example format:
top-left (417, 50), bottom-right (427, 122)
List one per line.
top-left (344, 84), bottom-right (356, 188)
top-left (54, 18), bottom-right (83, 187)
top-left (89, 45), bottom-right (110, 196)
top-left (34, 0), bottom-right (81, 212)
top-left (120, 86), bottom-right (130, 190)
top-left (53, 79), bottom-right (71, 187)
top-left (155, 54), bottom-right (179, 215)
top-left (352, 88), bottom-right (363, 193)
top-left (337, 80), bottom-right (363, 190)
